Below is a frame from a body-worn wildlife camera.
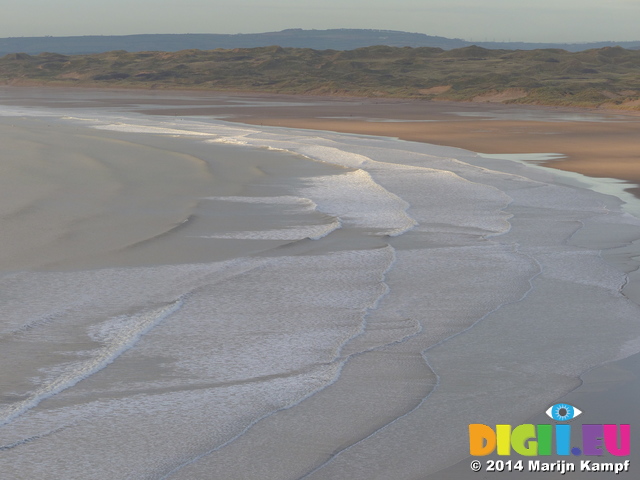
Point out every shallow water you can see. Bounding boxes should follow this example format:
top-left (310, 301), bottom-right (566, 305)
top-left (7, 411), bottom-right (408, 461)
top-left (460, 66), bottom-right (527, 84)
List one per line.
top-left (0, 90), bottom-right (639, 479)
top-left (450, 109), bottom-right (629, 123)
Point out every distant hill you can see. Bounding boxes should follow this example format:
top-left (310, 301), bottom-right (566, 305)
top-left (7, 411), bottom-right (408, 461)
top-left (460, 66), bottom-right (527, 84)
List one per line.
top-left (1, 29), bottom-right (639, 56)
top-left (2, 45), bottom-right (639, 110)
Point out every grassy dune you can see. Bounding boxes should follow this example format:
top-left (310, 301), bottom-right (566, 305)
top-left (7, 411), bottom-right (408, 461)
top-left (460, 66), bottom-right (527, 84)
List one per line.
top-left (1, 45), bottom-right (639, 109)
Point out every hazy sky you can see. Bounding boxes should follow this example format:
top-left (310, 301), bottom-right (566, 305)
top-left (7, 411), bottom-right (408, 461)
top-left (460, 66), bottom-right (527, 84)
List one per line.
top-left (2, 0), bottom-right (639, 43)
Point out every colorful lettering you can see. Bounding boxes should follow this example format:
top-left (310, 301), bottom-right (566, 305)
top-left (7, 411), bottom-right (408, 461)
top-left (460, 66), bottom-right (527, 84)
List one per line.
top-left (469, 422), bottom-right (630, 457)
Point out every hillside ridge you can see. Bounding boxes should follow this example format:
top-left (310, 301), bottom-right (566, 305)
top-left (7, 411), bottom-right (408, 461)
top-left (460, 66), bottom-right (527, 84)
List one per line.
top-left (2, 44), bottom-right (639, 110)
top-left (1, 29), bottom-right (639, 56)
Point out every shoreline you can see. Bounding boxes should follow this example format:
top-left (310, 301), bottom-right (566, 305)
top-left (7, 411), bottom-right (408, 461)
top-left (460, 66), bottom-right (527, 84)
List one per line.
top-left (211, 93), bottom-right (640, 476)
top-left (3, 86), bottom-right (640, 196)
top-left (221, 105), bottom-right (640, 197)
top-left (1, 87), bottom-right (639, 477)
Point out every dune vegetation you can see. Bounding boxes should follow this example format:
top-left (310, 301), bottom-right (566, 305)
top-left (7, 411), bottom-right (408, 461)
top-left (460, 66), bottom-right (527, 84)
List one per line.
top-left (1, 44), bottom-right (640, 109)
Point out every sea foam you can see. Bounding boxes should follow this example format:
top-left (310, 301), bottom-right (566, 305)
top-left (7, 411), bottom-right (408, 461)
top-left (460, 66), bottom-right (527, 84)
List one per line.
top-left (1, 103), bottom-right (640, 479)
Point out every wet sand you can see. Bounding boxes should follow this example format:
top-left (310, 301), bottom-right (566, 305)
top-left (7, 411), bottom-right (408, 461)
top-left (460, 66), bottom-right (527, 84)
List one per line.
top-left (0, 116), bottom-right (339, 271)
top-left (134, 94), bottom-right (640, 196)
top-left (142, 94), bottom-right (640, 478)
top-left (4, 87), bottom-right (640, 195)
top-left (246, 117), bottom-right (640, 193)
top-left (3, 87), bottom-right (639, 194)
top-left (1, 88), bottom-right (639, 478)
top-left (207, 95), bottom-right (640, 478)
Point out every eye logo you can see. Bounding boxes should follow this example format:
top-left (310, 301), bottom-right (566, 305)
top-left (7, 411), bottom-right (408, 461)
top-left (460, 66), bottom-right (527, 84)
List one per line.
top-left (545, 403), bottom-right (582, 422)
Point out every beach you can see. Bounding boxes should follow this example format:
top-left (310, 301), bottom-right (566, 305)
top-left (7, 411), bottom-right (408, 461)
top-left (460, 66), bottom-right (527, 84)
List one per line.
top-left (0, 87), bottom-right (639, 479)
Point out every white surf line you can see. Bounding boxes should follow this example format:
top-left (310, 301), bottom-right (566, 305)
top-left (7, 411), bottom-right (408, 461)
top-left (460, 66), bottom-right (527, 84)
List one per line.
top-left (334, 244), bottom-right (397, 359)
top-left (0, 425), bottom-right (68, 451)
top-left (216, 135), bottom-right (507, 237)
top-left (293, 143), bottom-right (513, 237)
top-left (196, 195), bottom-right (343, 240)
top-left (280, 257), bottom-right (536, 478)
top-left (158, 246), bottom-right (400, 480)
top-left (296, 245), bottom-right (544, 480)
top-left (192, 223), bottom-right (340, 241)
top-left (0, 299), bottom-right (184, 427)
top-left (86, 115), bottom-right (260, 138)
top-left (92, 123), bottom-right (216, 136)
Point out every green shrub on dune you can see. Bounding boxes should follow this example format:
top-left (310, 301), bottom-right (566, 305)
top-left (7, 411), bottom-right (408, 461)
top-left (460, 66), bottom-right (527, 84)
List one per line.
top-left (1, 45), bottom-right (639, 109)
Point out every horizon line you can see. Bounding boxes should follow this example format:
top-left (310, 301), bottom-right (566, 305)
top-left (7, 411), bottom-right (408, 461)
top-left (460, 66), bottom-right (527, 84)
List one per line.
top-left (1, 29), bottom-right (639, 46)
